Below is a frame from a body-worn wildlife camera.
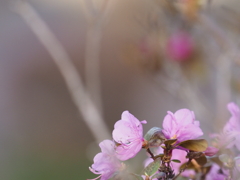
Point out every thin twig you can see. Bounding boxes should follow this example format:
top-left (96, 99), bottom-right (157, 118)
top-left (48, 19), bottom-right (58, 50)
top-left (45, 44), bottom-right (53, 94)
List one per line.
top-left (147, 148), bottom-right (155, 159)
top-left (13, 1), bottom-right (111, 142)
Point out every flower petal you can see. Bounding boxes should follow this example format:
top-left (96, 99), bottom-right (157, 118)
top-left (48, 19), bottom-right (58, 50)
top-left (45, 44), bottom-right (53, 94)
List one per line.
top-left (99, 140), bottom-right (115, 155)
top-left (115, 140), bottom-right (142, 161)
top-left (162, 112), bottom-right (177, 139)
top-left (174, 109), bottom-right (195, 125)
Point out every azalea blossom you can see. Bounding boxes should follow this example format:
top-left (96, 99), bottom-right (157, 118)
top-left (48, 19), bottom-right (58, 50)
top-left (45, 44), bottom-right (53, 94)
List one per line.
top-left (112, 111), bottom-right (147, 161)
top-left (162, 109), bottom-right (203, 143)
top-left (88, 140), bottom-right (122, 180)
top-left (209, 130), bottom-right (240, 151)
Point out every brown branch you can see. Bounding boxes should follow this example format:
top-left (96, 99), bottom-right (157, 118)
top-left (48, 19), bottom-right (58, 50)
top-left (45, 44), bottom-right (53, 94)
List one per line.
top-left (147, 148), bottom-right (155, 159)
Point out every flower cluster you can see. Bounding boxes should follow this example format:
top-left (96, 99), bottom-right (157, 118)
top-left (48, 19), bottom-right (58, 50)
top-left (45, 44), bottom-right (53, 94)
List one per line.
top-left (88, 111), bottom-right (147, 180)
top-left (88, 102), bottom-right (240, 180)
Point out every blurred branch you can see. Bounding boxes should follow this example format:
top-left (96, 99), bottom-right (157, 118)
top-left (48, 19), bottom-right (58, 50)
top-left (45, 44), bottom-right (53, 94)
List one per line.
top-left (199, 14), bottom-right (232, 126)
top-left (13, 1), bottom-right (111, 142)
top-left (82, 0), bottom-right (114, 116)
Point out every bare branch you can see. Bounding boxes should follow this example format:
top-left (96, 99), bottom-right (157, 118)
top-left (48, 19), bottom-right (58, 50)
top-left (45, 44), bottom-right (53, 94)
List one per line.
top-left (13, 1), bottom-right (111, 142)
top-left (83, 0), bottom-right (114, 116)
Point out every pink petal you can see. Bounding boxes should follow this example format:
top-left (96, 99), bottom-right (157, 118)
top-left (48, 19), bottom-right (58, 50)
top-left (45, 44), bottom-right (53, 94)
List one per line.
top-left (174, 109), bottom-right (195, 125)
top-left (99, 140), bottom-right (115, 155)
top-left (115, 140), bottom-right (142, 161)
top-left (205, 146), bottom-right (219, 156)
top-left (170, 149), bottom-right (187, 172)
top-left (113, 121), bottom-right (135, 144)
top-left (228, 102), bottom-right (240, 117)
top-left (162, 112), bottom-right (177, 139)
top-left (177, 123), bottom-right (203, 142)
top-left (121, 111), bottom-right (140, 127)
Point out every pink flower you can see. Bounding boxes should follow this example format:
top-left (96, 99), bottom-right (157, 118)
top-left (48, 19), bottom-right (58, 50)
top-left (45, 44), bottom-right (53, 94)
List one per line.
top-left (112, 111), bottom-right (147, 161)
top-left (223, 102), bottom-right (240, 150)
top-left (88, 140), bottom-right (122, 180)
top-left (209, 131), bottom-right (239, 150)
top-left (162, 109), bottom-right (203, 143)
top-left (166, 32), bottom-right (194, 61)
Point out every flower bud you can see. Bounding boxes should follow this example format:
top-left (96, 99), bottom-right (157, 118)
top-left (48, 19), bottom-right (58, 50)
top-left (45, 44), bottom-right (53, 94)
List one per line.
top-left (144, 127), bottom-right (166, 148)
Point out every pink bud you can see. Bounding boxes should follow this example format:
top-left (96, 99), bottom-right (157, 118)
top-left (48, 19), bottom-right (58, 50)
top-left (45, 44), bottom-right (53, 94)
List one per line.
top-left (166, 32), bottom-right (194, 61)
top-left (204, 146), bottom-right (219, 156)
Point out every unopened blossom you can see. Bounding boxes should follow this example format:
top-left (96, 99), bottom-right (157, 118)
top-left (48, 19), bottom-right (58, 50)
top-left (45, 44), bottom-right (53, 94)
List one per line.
top-left (88, 140), bottom-right (122, 180)
top-left (204, 146), bottom-right (219, 156)
top-left (223, 102), bottom-right (240, 150)
top-left (112, 111), bottom-right (147, 161)
top-left (166, 32), bottom-right (194, 61)
top-left (162, 109), bottom-right (203, 143)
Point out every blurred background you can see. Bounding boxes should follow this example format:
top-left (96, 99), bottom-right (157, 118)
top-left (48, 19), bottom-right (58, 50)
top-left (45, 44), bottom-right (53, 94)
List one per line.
top-left (1, 0), bottom-right (240, 179)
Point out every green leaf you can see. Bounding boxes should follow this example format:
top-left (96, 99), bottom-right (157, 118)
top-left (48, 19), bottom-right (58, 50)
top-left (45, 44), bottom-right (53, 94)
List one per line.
top-left (151, 172), bottom-right (165, 179)
top-left (144, 127), bottom-right (166, 148)
top-left (131, 173), bottom-right (144, 180)
top-left (161, 145), bottom-right (166, 149)
top-left (154, 154), bottom-right (164, 159)
top-left (164, 139), bottom-right (178, 146)
top-left (186, 152), bottom-right (204, 159)
top-left (177, 139), bottom-right (208, 152)
top-left (143, 158), bottom-right (161, 177)
top-left (194, 155), bottom-right (207, 166)
top-left (179, 155), bottom-right (207, 171)
top-left (179, 161), bottom-right (195, 170)
top-left (171, 159), bottom-right (181, 163)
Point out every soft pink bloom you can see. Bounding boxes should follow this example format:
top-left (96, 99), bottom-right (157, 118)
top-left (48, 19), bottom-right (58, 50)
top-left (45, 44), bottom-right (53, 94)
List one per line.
top-left (205, 164), bottom-right (226, 180)
top-left (223, 102), bottom-right (240, 150)
top-left (112, 111), bottom-right (147, 161)
top-left (209, 132), bottom-right (239, 150)
top-left (166, 32), bottom-right (194, 61)
top-left (88, 140), bottom-right (122, 180)
top-left (162, 109), bottom-right (203, 143)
